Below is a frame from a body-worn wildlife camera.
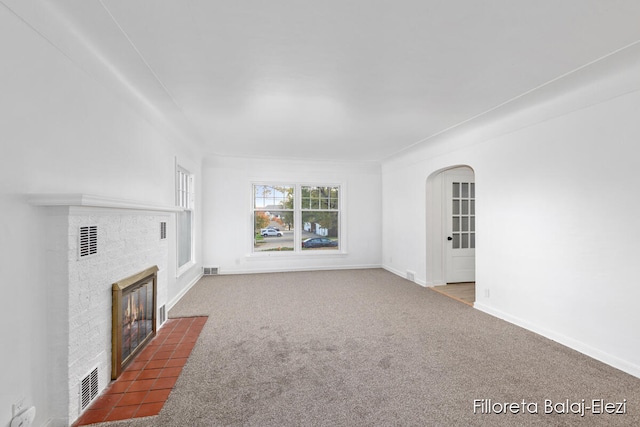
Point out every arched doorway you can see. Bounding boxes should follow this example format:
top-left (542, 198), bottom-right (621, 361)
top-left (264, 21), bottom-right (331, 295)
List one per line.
top-left (426, 165), bottom-right (476, 303)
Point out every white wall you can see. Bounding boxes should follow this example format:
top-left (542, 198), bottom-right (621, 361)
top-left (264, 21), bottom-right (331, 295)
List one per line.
top-left (202, 156), bottom-right (382, 274)
top-left (382, 51), bottom-right (640, 378)
top-left (0, 7), bottom-right (202, 427)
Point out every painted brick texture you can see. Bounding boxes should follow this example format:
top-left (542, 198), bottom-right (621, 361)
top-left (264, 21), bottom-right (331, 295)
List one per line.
top-left (48, 207), bottom-right (170, 422)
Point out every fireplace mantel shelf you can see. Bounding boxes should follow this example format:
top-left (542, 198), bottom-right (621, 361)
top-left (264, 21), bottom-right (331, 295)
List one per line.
top-left (29, 193), bottom-right (183, 212)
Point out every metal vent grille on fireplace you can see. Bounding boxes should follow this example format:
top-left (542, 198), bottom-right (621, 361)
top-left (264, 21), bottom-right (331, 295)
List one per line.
top-left (160, 221), bottom-right (167, 239)
top-left (79, 225), bottom-right (98, 258)
top-left (159, 304), bottom-right (166, 324)
top-left (80, 367), bottom-right (99, 411)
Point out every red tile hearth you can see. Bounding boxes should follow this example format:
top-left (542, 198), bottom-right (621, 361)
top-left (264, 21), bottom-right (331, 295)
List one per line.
top-left (73, 316), bottom-right (207, 426)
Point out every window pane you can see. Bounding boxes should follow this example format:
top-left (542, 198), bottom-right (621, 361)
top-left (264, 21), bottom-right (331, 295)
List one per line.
top-left (452, 217), bottom-right (460, 232)
top-left (320, 196), bottom-right (329, 209)
top-left (470, 233), bottom-right (475, 249)
top-left (254, 185), bottom-right (294, 209)
top-left (176, 168), bottom-right (193, 209)
top-left (309, 187), bottom-right (320, 209)
top-left (330, 187), bottom-right (339, 209)
top-left (461, 200), bottom-right (469, 215)
top-left (302, 211), bottom-right (339, 250)
top-left (470, 200), bottom-right (475, 215)
top-left (452, 233), bottom-right (460, 249)
top-left (462, 233), bottom-right (469, 248)
top-left (470, 216), bottom-right (475, 232)
top-left (302, 186), bottom-right (339, 211)
top-left (254, 210), bottom-right (294, 252)
top-left (452, 183), bottom-right (460, 198)
top-left (462, 216), bottom-right (469, 232)
top-left (462, 183), bottom-right (469, 198)
top-left (177, 210), bottom-right (192, 267)
top-left (452, 200), bottom-right (460, 215)
top-left (470, 183), bottom-right (475, 198)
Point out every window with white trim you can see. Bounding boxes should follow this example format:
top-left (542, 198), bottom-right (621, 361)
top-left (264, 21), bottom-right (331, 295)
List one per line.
top-left (253, 184), bottom-right (340, 252)
top-left (176, 166), bottom-right (194, 271)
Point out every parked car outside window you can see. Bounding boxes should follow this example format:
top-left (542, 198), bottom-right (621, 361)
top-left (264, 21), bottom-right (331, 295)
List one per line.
top-left (261, 228), bottom-right (283, 237)
top-left (302, 237), bottom-right (338, 248)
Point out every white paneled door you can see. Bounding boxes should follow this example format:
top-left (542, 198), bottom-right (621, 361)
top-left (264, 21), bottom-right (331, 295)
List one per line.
top-left (445, 169), bottom-right (475, 283)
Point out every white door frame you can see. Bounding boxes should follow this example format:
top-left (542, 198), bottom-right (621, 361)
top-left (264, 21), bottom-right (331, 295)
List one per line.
top-left (425, 165), bottom-right (476, 286)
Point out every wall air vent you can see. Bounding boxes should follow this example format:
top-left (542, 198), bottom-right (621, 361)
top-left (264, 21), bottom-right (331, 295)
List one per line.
top-left (160, 221), bottom-right (167, 240)
top-left (80, 367), bottom-right (99, 411)
top-left (79, 226), bottom-right (98, 258)
top-left (203, 267), bottom-right (219, 276)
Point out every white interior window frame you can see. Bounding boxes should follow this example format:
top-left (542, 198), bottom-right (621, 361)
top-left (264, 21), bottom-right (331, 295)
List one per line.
top-left (176, 164), bottom-right (195, 276)
top-left (250, 182), bottom-right (345, 257)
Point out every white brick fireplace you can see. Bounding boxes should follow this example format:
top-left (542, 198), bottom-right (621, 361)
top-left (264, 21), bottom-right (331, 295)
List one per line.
top-left (31, 194), bottom-right (180, 425)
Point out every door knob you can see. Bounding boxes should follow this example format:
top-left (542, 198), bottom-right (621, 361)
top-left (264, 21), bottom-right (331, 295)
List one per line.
top-left (447, 236), bottom-right (453, 241)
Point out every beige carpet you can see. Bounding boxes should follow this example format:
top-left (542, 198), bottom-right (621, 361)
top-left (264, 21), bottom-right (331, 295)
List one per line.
top-left (97, 269), bottom-right (640, 426)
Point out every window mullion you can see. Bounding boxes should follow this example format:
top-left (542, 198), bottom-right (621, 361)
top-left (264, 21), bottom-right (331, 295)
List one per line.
top-left (294, 184), bottom-right (301, 252)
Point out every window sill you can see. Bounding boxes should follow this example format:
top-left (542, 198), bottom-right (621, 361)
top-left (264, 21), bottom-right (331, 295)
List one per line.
top-left (247, 250), bottom-right (348, 259)
top-left (176, 260), bottom-right (196, 278)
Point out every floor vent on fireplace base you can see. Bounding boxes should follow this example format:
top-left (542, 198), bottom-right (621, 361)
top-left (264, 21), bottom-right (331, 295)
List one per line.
top-left (159, 304), bottom-right (166, 325)
top-left (80, 367), bottom-right (99, 411)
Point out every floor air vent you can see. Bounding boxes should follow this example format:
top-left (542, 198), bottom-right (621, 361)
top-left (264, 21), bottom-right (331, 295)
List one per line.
top-left (80, 367), bottom-right (99, 411)
top-left (203, 267), bottom-right (219, 275)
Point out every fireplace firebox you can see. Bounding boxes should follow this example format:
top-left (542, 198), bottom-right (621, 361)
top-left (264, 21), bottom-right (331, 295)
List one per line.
top-left (111, 266), bottom-right (158, 379)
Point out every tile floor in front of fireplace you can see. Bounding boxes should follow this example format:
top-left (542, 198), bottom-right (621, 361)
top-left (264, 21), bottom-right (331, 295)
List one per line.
top-left (73, 316), bottom-right (208, 426)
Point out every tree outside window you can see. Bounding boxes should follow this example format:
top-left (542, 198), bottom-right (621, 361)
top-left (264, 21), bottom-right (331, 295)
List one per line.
top-left (253, 185), bottom-right (294, 251)
top-left (301, 186), bottom-right (339, 250)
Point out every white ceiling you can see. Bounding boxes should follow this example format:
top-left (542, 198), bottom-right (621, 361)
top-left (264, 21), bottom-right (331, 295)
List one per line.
top-left (8, 1), bottom-right (640, 162)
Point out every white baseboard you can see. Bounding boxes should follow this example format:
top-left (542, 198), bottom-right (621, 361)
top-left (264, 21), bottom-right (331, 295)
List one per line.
top-left (166, 271), bottom-right (203, 313)
top-left (382, 265), bottom-right (427, 286)
top-left (216, 264), bottom-right (382, 275)
top-left (474, 302), bottom-right (640, 379)
top-left (381, 265), bottom-right (404, 278)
